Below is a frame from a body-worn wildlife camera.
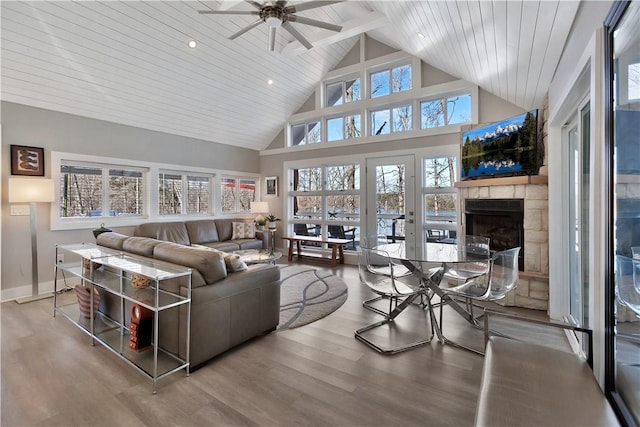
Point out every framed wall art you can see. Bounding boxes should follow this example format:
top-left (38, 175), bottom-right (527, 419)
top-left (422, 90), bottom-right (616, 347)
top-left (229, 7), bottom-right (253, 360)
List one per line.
top-left (265, 176), bottom-right (278, 197)
top-left (11, 145), bottom-right (45, 176)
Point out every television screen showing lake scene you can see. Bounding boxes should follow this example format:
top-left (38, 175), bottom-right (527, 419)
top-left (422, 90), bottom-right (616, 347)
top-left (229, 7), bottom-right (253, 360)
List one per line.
top-left (461, 109), bottom-right (538, 180)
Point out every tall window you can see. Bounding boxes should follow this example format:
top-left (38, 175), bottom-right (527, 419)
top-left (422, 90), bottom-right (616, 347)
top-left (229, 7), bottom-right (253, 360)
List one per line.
top-left (423, 157), bottom-right (457, 241)
top-left (370, 64), bottom-right (412, 98)
top-left (326, 77), bottom-right (361, 106)
top-left (59, 162), bottom-right (145, 218)
top-left (421, 94), bottom-right (472, 129)
top-left (221, 176), bottom-right (256, 213)
top-left (158, 171), bottom-right (211, 215)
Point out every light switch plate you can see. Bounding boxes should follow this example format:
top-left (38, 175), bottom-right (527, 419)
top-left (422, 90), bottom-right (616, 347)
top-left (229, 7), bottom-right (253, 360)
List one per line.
top-left (10, 205), bottom-right (30, 216)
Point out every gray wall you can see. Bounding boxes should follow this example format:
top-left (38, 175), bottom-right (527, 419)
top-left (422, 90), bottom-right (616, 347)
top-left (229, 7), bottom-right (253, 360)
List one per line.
top-left (1, 101), bottom-right (261, 296)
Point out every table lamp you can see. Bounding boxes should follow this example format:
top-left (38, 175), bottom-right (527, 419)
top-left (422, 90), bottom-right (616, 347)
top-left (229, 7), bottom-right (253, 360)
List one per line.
top-left (9, 177), bottom-right (55, 303)
top-left (251, 201), bottom-right (269, 227)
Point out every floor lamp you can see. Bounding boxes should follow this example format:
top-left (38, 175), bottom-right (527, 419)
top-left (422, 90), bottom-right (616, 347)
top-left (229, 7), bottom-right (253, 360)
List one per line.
top-left (9, 177), bottom-right (55, 304)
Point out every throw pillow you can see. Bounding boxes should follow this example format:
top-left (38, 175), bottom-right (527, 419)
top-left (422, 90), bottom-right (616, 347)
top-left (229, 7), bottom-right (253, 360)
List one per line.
top-left (231, 222), bottom-right (255, 240)
top-left (191, 244), bottom-right (248, 272)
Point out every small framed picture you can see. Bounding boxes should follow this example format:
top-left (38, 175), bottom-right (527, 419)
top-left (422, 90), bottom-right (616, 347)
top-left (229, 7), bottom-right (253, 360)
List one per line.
top-left (265, 176), bottom-right (278, 197)
top-left (11, 145), bottom-right (45, 176)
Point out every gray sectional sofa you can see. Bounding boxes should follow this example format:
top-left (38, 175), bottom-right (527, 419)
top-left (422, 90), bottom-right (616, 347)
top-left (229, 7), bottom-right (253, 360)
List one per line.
top-left (95, 218), bottom-right (280, 368)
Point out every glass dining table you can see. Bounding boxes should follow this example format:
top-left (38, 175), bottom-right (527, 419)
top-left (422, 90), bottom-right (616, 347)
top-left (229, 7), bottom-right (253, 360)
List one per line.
top-left (374, 241), bottom-right (493, 347)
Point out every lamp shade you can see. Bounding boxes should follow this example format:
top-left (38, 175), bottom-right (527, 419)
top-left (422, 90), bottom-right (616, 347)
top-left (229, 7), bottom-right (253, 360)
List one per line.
top-left (8, 178), bottom-right (55, 203)
top-left (251, 201), bottom-right (269, 214)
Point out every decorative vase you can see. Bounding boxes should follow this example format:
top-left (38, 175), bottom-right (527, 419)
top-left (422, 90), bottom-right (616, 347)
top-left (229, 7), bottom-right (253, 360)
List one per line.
top-left (267, 221), bottom-right (277, 230)
top-left (75, 285), bottom-right (100, 319)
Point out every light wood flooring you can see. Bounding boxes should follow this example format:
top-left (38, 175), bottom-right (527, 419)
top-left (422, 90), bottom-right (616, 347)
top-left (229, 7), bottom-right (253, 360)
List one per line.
top-left (1, 261), bottom-right (555, 427)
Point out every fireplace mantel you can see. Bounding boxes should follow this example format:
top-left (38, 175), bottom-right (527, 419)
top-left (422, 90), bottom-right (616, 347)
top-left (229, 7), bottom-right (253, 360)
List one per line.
top-left (454, 175), bottom-right (548, 188)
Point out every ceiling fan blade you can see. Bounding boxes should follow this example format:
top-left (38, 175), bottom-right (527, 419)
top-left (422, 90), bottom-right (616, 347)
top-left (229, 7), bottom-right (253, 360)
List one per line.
top-left (245, 0), bottom-right (264, 10)
top-left (288, 15), bottom-right (342, 32)
top-left (198, 10), bottom-right (260, 15)
top-left (282, 22), bottom-right (313, 50)
top-left (268, 26), bottom-right (277, 52)
top-left (286, 1), bottom-right (343, 14)
top-left (229, 19), bottom-right (264, 40)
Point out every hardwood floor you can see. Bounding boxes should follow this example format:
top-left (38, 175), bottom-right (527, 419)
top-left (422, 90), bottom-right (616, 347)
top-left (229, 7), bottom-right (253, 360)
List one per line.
top-left (1, 262), bottom-right (553, 427)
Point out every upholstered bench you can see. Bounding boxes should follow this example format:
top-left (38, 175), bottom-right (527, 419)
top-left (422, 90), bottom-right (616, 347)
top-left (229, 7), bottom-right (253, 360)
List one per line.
top-left (475, 310), bottom-right (619, 427)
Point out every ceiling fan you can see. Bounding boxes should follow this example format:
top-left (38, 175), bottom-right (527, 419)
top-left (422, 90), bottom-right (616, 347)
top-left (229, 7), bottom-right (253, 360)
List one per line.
top-left (198, 1), bottom-right (343, 52)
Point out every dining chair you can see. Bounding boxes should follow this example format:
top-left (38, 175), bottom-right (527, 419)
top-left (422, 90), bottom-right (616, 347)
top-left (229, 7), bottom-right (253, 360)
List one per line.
top-left (615, 255), bottom-right (640, 318)
top-left (355, 247), bottom-right (433, 354)
top-left (438, 247), bottom-right (520, 354)
top-left (632, 246), bottom-right (640, 259)
top-left (443, 235), bottom-right (492, 283)
top-left (359, 235), bottom-right (411, 316)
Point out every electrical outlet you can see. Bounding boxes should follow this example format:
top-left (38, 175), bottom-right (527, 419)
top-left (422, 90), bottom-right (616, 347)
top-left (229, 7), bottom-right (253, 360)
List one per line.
top-left (56, 253), bottom-right (64, 264)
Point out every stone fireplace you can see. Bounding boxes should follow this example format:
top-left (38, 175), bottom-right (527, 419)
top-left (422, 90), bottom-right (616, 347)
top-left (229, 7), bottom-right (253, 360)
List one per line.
top-left (457, 177), bottom-right (549, 310)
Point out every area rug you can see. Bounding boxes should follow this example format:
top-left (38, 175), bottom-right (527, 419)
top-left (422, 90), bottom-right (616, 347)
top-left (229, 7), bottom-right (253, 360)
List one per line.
top-left (277, 265), bottom-right (348, 331)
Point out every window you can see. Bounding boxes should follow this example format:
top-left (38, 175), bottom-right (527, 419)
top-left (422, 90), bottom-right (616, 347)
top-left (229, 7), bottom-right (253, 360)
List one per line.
top-left (423, 157), bottom-right (457, 240)
top-left (59, 162), bottom-right (145, 218)
top-left (158, 171), bottom-right (211, 215)
top-left (291, 121), bottom-right (321, 146)
top-left (629, 62), bottom-right (640, 100)
top-left (370, 105), bottom-right (412, 135)
top-left (370, 64), bottom-right (411, 98)
top-left (421, 94), bottom-right (471, 129)
top-left (221, 176), bottom-right (256, 213)
top-left (326, 78), bottom-right (361, 106)
top-left (327, 114), bottom-right (361, 141)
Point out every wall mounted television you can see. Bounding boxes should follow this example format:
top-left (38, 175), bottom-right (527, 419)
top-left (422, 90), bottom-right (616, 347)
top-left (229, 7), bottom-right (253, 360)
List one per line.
top-left (460, 109), bottom-right (539, 180)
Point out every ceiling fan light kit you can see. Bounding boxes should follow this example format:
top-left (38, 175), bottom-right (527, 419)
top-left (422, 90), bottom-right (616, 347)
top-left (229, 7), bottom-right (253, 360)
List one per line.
top-left (199, 1), bottom-right (343, 52)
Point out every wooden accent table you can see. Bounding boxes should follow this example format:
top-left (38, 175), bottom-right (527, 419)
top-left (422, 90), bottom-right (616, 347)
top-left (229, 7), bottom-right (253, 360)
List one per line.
top-left (281, 236), bottom-right (352, 267)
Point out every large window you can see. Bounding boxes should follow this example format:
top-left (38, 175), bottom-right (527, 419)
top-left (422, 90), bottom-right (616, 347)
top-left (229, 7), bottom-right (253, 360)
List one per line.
top-left (327, 114), bottom-right (361, 141)
top-left (291, 121), bottom-right (321, 146)
top-left (421, 94), bottom-right (472, 129)
top-left (159, 171), bottom-right (211, 215)
top-left (370, 105), bottom-right (412, 135)
top-left (423, 157), bottom-right (457, 242)
top-left (370, 64), bottom-right (412, 98)
top-left (221, 177), bottom-right (256, 213)
top-left (59, 162), bottom-right (145, 218)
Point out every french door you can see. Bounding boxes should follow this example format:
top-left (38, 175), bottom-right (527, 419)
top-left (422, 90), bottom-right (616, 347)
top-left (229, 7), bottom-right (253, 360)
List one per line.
top-left (365, 155), bottom-right (417, 258)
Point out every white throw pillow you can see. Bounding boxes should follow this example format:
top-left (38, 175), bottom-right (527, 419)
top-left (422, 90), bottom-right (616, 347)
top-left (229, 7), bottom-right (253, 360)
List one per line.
top-left (191, 244), bottom-right (248, 272)
top-left (231, 222), bottom-right (256, 240)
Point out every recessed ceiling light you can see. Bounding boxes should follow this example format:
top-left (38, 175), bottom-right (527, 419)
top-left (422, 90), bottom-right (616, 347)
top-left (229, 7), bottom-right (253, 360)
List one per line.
top-left (267, 79), bottom-right (274, 85)
top-left (188, 40), bottom-right (198, 49)
top-left (417, 32), bottom-right (425, 39)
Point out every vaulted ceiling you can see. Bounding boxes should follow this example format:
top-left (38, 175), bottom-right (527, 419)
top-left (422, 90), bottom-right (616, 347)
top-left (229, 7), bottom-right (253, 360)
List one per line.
top-left (1, 1), bottom-right (580, 151)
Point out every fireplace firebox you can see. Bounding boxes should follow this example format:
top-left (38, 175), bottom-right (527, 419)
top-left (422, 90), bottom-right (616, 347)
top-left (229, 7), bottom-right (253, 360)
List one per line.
top-left (465, 199), bottom-right (525, 271)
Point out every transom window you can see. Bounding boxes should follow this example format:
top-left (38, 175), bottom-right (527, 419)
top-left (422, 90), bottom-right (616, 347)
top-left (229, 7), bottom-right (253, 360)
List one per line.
top-left (370, 105), bottom-right (412, 135)
top-left (327, 114), bottom-right (361, 141)
top-left (59, 162), bottom-right (146, 218)
top-left (158, 171), bottom-right (212, 215)
top-left (220, 177), bottom-right (256, 213)
top-left (370, 64), bottom-right (412, 98)
top-left (326, 77), bottom-right (361, 107)
top-left (291, 121), bottom-right (321, 146)
top-left (421, 94), bottom-right (472, 129)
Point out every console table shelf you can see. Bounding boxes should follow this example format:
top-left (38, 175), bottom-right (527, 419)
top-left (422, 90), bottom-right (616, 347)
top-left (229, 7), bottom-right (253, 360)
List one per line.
top-left (53, 242), bottom-right (192, 394)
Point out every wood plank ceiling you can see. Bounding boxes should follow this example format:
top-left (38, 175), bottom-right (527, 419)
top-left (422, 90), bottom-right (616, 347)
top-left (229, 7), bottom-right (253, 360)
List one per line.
top-left (1, 1), bottom-right (580, 151)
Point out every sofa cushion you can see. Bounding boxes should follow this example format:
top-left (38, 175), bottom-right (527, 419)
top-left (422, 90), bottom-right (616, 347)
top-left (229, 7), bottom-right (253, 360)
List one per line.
top-left (134, 221), bottom-right (190, 246)
top-left (96, 232), bottom-right (129, 251)
top-left (201, 241), bottom-right (242, 252)
top-left (185, 220), bottom-right (220, 245)
top-left (122, 237), bottom-right (162, 258)
top-left (153, 242), bottom-right (227, 285)
top-left (231, 222), bottom-right (256, 240)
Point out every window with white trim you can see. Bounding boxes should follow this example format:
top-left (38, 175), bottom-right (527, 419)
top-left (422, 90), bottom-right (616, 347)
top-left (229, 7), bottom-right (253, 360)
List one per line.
top-left (370, 104), bottom-right (412, 135)
top-left (59, 161), bottom-right (146, 218)
top-left (327, 114), bottom-right (361, 141)
top-left (291, 121), bottom-right (322, 146)
top-left (326, 77), bottom-right (361, 106)
top-left (158, 170), bottom-right (212, 215)
top-left (422, 156), bottom-right (457, 242)
top-left (370, 64), bottom-right (412, 98)
top-left (421, 94), bottom-right (472, 129)
top-left (221, 176), bottom-right (256, 213)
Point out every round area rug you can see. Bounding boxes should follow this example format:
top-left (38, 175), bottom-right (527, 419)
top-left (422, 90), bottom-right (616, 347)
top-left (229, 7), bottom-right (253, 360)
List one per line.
top-left (277, 265), bottom-right (348, 330)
